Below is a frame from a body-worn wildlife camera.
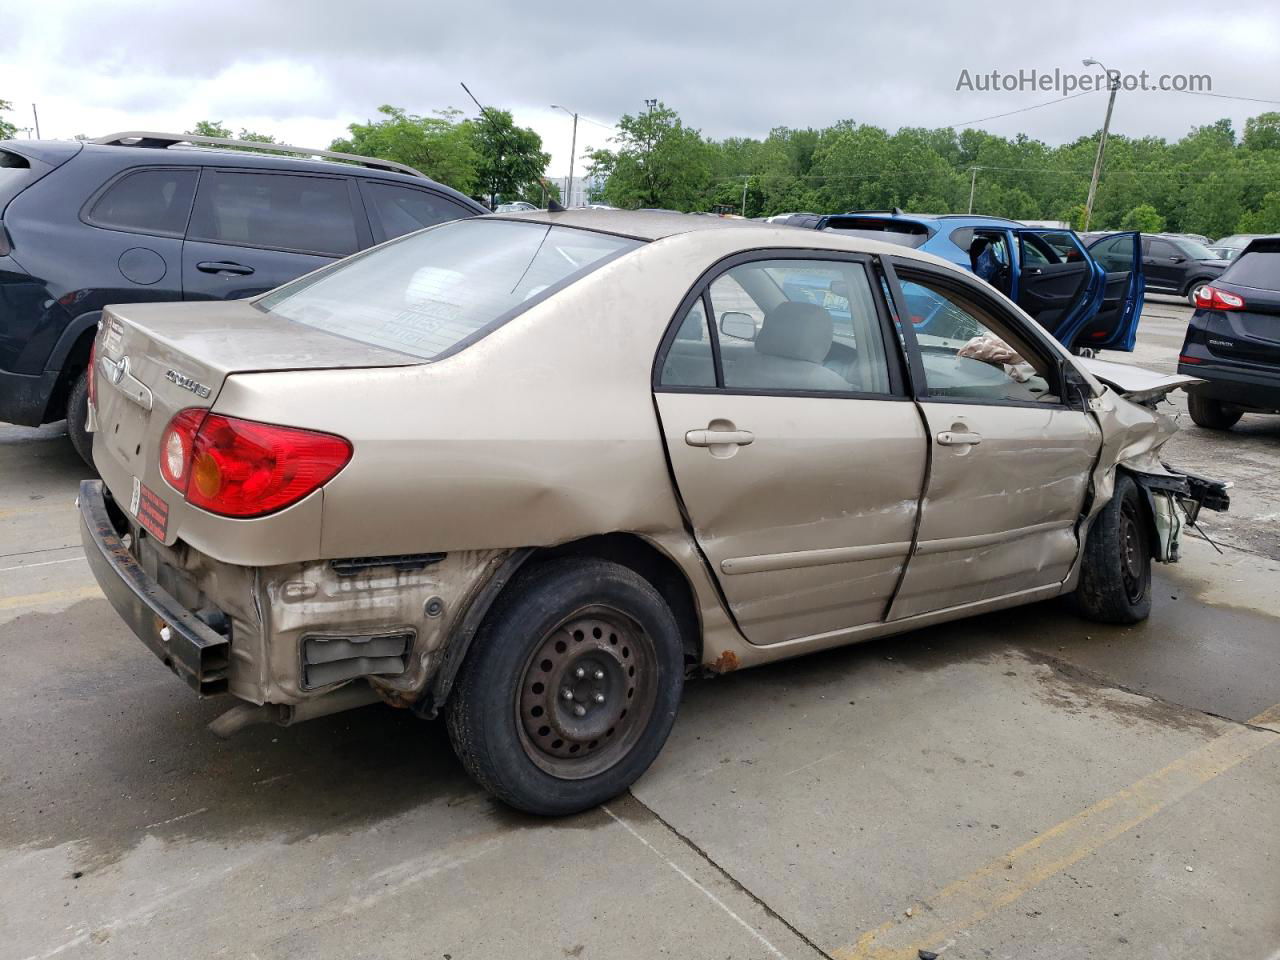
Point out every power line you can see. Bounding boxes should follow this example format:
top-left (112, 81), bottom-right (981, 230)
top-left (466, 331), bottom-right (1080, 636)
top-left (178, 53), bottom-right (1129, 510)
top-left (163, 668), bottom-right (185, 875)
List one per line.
top-left (945, 89), bottom-right (1101, 129)
top-left (1172, 89), bottom-right (1280, 107)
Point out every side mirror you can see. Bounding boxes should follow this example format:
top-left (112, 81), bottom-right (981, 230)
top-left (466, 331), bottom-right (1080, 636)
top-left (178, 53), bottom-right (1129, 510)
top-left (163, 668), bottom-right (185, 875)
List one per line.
top-left (719, 312), bottom-right (757, 341)
top-left (1169, 255), bottom-right (1185, 263)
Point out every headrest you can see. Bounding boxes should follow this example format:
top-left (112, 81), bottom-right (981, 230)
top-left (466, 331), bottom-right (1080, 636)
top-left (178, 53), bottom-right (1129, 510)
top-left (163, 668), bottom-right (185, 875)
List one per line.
top-left (755, 301), bottom-right (834, 364)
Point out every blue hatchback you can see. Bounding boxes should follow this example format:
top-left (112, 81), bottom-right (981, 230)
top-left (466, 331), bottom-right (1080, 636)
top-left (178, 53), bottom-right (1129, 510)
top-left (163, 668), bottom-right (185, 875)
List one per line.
top-left (777, 212), bottom-right (1144, 353)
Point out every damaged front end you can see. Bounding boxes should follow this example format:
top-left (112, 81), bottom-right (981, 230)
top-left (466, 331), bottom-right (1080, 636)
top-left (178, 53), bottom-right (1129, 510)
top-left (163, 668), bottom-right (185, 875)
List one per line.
top-left (1078, 357), bottom-right (1230, 564)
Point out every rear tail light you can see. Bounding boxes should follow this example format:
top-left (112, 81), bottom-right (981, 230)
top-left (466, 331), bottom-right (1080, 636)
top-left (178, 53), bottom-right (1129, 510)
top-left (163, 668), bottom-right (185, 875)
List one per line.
top-left (1178, 354), bottom-right (1202, 364)
top-left (1193, 285), bottom-right (1245, 311)
top-left (159, 410), bottom-right (352, 518)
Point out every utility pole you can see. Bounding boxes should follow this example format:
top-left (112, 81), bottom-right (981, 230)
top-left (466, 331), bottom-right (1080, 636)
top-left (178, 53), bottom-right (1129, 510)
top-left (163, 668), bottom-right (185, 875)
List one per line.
top-left (741, 176), bottom-right (750, 217)
top-left (551, 105), bottom-right (579, 208)
top-left (31, 104), bottom-right (40, 140)
top-left (1082, 58), bottom-right (1119, 232)
top-left (968, 166), bottom-right (978, 214)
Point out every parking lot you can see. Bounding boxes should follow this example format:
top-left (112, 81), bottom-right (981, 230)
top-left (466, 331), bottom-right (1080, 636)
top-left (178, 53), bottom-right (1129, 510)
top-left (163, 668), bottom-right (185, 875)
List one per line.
top-left (1, 297), bottom-right (1277, 959)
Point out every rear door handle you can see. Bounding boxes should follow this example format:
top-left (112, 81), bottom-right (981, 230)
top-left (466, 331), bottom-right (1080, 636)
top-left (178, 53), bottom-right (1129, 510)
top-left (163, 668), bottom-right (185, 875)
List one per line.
top-left (686, 429), bottom-right (754, 447)
top-left (196, 260), bottom-right (255, 276)
top-left (937, 430), bottom-right (982, 446)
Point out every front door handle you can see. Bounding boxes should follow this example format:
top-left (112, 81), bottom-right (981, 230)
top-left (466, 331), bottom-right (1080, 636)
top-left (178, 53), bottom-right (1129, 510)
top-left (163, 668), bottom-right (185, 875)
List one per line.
top-left (937, 430), bottom-right (982, 446)
top-left (196, 260), bottom-right (255, 276)
top-left (686, 428), bottom-right (754, 448)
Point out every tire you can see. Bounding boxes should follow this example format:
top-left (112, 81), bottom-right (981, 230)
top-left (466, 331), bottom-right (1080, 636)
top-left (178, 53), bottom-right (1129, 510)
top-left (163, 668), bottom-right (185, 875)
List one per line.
top-left (1185, 280), bottom-right (1212, 307)
top-left (446, 557), bottom-right (684, 816)
top-left (1187, 393), bottom-right (1242, 430)
top-left (66, 369), bottom-right (95, 468)
top-left (1072, 473), bottom-right (1152, 624)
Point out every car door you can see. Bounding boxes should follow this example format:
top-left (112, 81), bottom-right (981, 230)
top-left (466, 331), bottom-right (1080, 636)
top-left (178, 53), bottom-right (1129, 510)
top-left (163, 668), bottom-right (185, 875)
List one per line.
top-left (359, 180), bottom-right (478, 243)
top-left (883, 261), bottom-right (1100, 620)
top-left (1143, 236), bottom-right (1183, 292)
top-left (182, 168), bottom-right (368, 300)
top-left (1010, 229), bottom-right (1101, 350)
top-left (1080, 232), bottom-right (1145, 351)
top-left (653, 253), bottom-right (927, 646)
top-left (78, 165), bottom-right (195, 307)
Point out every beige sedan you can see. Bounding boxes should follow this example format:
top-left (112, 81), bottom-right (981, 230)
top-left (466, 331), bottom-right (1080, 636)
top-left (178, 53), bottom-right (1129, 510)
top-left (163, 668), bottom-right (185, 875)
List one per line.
top-left (81, 210), bottom-right (1227, 814)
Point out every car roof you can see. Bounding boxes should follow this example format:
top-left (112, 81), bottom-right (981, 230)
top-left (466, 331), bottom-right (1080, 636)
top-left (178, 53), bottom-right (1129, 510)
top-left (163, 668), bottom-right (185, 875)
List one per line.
top-left (486, 208), bottom-right (970, 274)
top-left (4, 137), bottom-right (486, 212)
top-left (492, 208), bottom-right (770, 241)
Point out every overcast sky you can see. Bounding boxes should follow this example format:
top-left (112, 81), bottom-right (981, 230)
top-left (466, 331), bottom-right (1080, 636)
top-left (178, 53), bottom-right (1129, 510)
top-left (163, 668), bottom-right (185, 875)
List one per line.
top-left (3, 0), bottom-right (1278, 180)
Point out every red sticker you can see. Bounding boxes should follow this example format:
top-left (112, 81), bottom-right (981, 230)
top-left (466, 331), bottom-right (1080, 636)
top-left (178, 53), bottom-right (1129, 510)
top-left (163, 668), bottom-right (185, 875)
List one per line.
top-left (136, 482), bottom-right (169, 539)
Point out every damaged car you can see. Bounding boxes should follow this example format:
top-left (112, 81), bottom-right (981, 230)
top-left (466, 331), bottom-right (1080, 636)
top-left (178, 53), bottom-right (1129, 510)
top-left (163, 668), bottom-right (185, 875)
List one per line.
top-left (79, 211), bottom-right (1227, 815)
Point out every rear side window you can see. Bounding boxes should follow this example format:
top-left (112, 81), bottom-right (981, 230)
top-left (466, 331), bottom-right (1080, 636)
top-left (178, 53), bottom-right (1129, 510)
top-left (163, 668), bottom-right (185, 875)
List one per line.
top-left (188, 171), bottom-right (358, 257)
top-left (363, 182), bottom-right (473, 241)
top-left (1089, 234), bottom-right (1134, 272)
top-left (0, 149), bottom-right (37, 214)
top-left (257, 219), bottom-right (639, 361)
top-left (1222, 250), bottom-right (1280, 288)
top-left (85, 168), bottom-right (198, 237)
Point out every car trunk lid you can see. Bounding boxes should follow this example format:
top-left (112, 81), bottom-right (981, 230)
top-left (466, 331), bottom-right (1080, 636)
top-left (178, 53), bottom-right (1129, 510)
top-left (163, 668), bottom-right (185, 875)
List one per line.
top-left (91, 299), bottom-right (418, 545)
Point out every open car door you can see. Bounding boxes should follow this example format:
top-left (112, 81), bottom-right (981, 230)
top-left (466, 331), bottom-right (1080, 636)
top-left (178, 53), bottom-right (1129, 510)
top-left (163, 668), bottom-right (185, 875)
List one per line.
top-left (1078, 231), bottom-right (1145, 352)
top-left (1009, 229), bottom-right (1102, 353)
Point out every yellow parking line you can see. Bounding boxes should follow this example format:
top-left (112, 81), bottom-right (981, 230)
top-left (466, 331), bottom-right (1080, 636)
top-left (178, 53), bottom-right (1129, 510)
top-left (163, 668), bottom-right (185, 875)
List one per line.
top-left (0, 585), bottom-right (103, 611)
top-left (834, 706), bottom-right (1280, 960)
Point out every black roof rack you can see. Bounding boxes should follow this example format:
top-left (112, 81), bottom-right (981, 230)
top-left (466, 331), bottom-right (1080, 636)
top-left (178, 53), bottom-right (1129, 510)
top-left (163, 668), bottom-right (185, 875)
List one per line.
top-left (89, 131), bottom-right (427, 179)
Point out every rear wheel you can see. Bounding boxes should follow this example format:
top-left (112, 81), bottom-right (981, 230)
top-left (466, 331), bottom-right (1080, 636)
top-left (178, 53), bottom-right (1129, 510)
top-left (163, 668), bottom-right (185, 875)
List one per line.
top-left (66, 370), bottom-right (94, 468)
top-left (446, 558), bottom-right (684, 816)
top-left (1186, 279), bottom-right (1213, 307)
top-left (1072, 473), bottom-right (1152, 624)
top-left (1187, 393), bottom-right (1242, 430)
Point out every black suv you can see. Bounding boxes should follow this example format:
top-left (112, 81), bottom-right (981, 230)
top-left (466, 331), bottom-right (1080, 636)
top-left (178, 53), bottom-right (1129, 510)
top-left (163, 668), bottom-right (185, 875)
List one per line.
top-left (0, 131), bottom-right (486, 462)
top-left (1178, 237), bottom-right (1280, 429)
top-left (1139, 233), bottom-right (1227, 305)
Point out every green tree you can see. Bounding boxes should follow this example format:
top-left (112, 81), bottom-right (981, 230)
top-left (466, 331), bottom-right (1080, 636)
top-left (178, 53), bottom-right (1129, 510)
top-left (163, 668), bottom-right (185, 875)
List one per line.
top-left (331, 106), bottom-right (477, 193)
top-left (1120, 203), bottom-right (1166, 232)
top-left (466, 108), bottom-right (551, 208)
top-left (1237, 191), bottom-right (1280, 232)
top-left (586, 103), bottom-right (713, 211)
top-left (1243, 112), bottom-right (1280, 152)
top-left (1, 99), bottom-right (19, 140)
top-left (187, 120), bottom-right (233, 139)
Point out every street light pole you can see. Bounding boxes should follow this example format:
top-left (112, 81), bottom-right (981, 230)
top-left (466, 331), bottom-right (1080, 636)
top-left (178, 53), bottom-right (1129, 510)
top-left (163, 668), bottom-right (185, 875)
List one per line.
top-left (1082, 58), bottom-right (1119, 232)
top-left (551, 105), bottom-right (580, 209)
top-left (31, 103), bottom-right (40, 140)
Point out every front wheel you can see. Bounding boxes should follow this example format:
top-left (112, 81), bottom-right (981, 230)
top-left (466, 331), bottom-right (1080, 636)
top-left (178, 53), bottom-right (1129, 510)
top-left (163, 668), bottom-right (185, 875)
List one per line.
top-left (446, 558), bottom-right (684, 816)
top-left (1187, 393), bottom-right (1242, 430)
top-left (1072, 473), bottom-right (1152, 624)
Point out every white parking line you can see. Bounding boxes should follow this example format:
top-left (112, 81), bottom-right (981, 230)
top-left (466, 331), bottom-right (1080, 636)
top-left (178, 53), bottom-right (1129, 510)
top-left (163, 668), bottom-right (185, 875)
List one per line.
top-left (0, 556), bottom-right (86, 574)
top-left (602, 804), bottom-right (789, 960)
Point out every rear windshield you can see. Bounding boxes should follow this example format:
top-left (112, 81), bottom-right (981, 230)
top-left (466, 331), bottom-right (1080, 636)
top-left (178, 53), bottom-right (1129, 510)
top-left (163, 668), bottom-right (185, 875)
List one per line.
top-left (257, 219), bottom-right (641, 361)
top-left (823, 217), bottom-right (930, 249)
top-left (1222, 249), bottom-right (1280, 289)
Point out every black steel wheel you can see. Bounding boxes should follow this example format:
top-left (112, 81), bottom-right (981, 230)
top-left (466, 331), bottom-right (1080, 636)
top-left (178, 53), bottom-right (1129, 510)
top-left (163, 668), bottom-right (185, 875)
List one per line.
top-left (1072, 472), bottom-right (1152, 624)
top-left (1187, 393), bottom-right (1242, 431)
top-left (447, 558), bottom-right (683, 816)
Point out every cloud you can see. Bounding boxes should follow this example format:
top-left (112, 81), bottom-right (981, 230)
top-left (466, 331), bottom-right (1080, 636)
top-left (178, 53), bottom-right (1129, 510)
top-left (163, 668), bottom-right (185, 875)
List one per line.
top-left (2, 0), bottom-right (1277, 175)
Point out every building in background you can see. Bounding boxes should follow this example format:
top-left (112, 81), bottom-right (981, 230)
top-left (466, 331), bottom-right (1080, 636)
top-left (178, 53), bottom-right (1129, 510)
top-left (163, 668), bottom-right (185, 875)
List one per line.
top-left (543, 173), bottom-right (603, 208)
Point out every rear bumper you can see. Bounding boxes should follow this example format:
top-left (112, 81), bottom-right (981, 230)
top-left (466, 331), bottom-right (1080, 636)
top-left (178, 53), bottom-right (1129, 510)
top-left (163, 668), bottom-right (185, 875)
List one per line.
top-left (1179, 358), bottom-right (1280, 411)
top-left (78, 479), bottom-right (231, 695)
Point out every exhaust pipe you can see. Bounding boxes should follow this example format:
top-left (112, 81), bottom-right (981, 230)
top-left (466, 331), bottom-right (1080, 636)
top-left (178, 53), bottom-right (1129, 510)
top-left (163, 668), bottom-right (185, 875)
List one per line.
top-left (208, 682), bottom-right (381, 738)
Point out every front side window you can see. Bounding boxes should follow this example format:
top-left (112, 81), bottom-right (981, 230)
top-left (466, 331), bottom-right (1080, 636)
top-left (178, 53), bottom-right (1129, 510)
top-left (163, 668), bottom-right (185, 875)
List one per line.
top-left (258, 219), bottom-right (640, 361)
top-left (1149, 238), bottom-right (1179, 260)
top-left (188, 171), bottom-right (358, 257)
top-left (1089, 234), bottom-right (1136, 272)
top-left (706, 259), bottom-right (892, 395)
top-left (363, 182), bottom-right (473, 241)
top-left (86, 168), bottom-right (198, 237)
top-left (899, 274), bottom-right (1058, 404)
